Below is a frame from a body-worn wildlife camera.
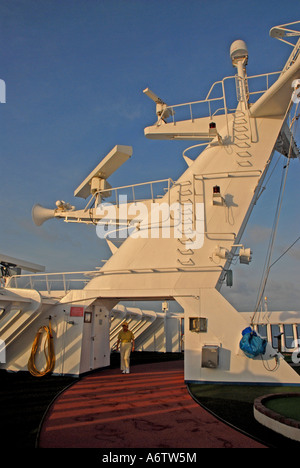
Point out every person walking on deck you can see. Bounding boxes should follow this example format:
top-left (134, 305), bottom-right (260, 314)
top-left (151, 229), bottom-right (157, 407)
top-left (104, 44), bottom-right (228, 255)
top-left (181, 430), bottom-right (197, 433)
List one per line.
top-left (116, 322), bottom-right (135, 374)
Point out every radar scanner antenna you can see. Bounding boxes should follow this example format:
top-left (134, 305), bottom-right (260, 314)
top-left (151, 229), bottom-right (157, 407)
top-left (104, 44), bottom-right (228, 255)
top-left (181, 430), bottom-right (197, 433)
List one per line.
top-left (143, 87), bottom-right (174, 122)
top-left (73, 145), bottom-right (132, 203)
top-left (32, 145), bottom-right (133, 226)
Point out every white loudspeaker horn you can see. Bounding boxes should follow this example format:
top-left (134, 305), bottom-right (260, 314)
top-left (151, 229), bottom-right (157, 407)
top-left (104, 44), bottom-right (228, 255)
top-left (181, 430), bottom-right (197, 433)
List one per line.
top-left (32, 204), bottom-right (56, 226)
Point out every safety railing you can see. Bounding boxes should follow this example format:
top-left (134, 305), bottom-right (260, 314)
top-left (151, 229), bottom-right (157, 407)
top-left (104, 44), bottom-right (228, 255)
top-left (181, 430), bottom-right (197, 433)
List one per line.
top-left (101, 178), bottom-right (174, 205)
top-left (5, 270), bottom-right (99, 295)
top-left (157, 77), bottom-right (233, 133)
top-left (155, 71), bottom-right (281, 131)
top-left (84, 178), bottom-right (174, 210)
top-left (6, 264), bottom-right (224, 295)
top-left (246, 71), bottom-right (281, 100)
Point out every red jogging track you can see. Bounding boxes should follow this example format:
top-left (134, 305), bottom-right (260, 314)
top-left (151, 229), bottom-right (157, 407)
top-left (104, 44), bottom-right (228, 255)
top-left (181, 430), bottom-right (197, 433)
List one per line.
top-left (38, 360), bottom-right (266, 448)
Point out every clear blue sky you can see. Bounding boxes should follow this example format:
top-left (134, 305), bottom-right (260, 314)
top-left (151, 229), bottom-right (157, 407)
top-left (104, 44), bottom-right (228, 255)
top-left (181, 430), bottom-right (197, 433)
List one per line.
top-left (1, 0), bottom-right (299, 311)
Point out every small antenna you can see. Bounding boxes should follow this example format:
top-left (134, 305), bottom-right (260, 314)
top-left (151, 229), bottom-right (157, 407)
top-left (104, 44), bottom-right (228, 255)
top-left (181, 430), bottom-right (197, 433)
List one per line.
top-left (143, 87), bottom-right (166, 105)
top-left (143, 87), bottom-right (174, 120)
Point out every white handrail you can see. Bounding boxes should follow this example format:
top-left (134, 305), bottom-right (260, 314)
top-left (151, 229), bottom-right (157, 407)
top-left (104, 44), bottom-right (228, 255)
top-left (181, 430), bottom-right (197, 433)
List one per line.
top-left (7, 264), bottom-right (225, 294)
top-left (155, 71), bottom-right (281, 130)
top-left (98, 177), bottom-right (174, 205)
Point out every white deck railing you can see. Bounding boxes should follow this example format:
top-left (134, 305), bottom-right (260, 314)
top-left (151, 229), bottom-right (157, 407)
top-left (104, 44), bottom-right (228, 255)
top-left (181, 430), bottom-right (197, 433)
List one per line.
top-left (5, 270), bottom-right (98, 295)
top-left (6, 264), bottom-right (224, 295)
top-left (155, 71), bottom-right (281, 131)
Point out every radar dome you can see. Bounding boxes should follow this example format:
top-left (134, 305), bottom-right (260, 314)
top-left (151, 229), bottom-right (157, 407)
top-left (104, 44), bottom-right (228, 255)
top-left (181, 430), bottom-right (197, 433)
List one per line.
top-left (230, 40), bottom-right (248, 63)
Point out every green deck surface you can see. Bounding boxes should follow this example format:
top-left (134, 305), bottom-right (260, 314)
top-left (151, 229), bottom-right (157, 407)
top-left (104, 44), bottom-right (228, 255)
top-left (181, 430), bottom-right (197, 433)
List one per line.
top-left (265, 396), bottom-right (300, 421)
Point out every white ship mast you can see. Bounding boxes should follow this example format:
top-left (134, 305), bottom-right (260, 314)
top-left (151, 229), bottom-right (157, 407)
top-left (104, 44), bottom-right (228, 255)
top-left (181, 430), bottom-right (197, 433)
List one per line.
top-left (1, 22), bottom-right (300, 385)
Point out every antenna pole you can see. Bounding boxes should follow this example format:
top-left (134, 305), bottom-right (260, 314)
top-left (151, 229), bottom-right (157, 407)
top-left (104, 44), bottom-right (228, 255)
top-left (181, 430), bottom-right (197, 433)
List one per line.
top-left (230, 40), bottom-right (249, 110)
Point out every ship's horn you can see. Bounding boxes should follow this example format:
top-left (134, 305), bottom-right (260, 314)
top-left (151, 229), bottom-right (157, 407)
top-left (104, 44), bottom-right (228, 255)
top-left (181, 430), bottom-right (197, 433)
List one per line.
top-left (32, 204), bottom-right (56, 226)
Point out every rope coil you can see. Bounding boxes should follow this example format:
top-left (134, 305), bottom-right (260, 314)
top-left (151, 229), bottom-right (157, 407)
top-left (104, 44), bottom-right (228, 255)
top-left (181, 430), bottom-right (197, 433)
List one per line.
top-left (28, 320), bottom-right (55, 377)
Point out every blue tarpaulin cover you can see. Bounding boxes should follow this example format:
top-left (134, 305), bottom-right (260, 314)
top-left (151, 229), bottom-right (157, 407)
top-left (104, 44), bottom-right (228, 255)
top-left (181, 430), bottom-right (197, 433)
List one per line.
top-left (239, 327), bottom-right (267, 359)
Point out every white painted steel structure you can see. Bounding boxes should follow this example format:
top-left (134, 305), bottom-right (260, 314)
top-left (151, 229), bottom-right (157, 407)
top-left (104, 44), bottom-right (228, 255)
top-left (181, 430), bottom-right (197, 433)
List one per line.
top-left (1, 22), bottom-right (300, 384)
